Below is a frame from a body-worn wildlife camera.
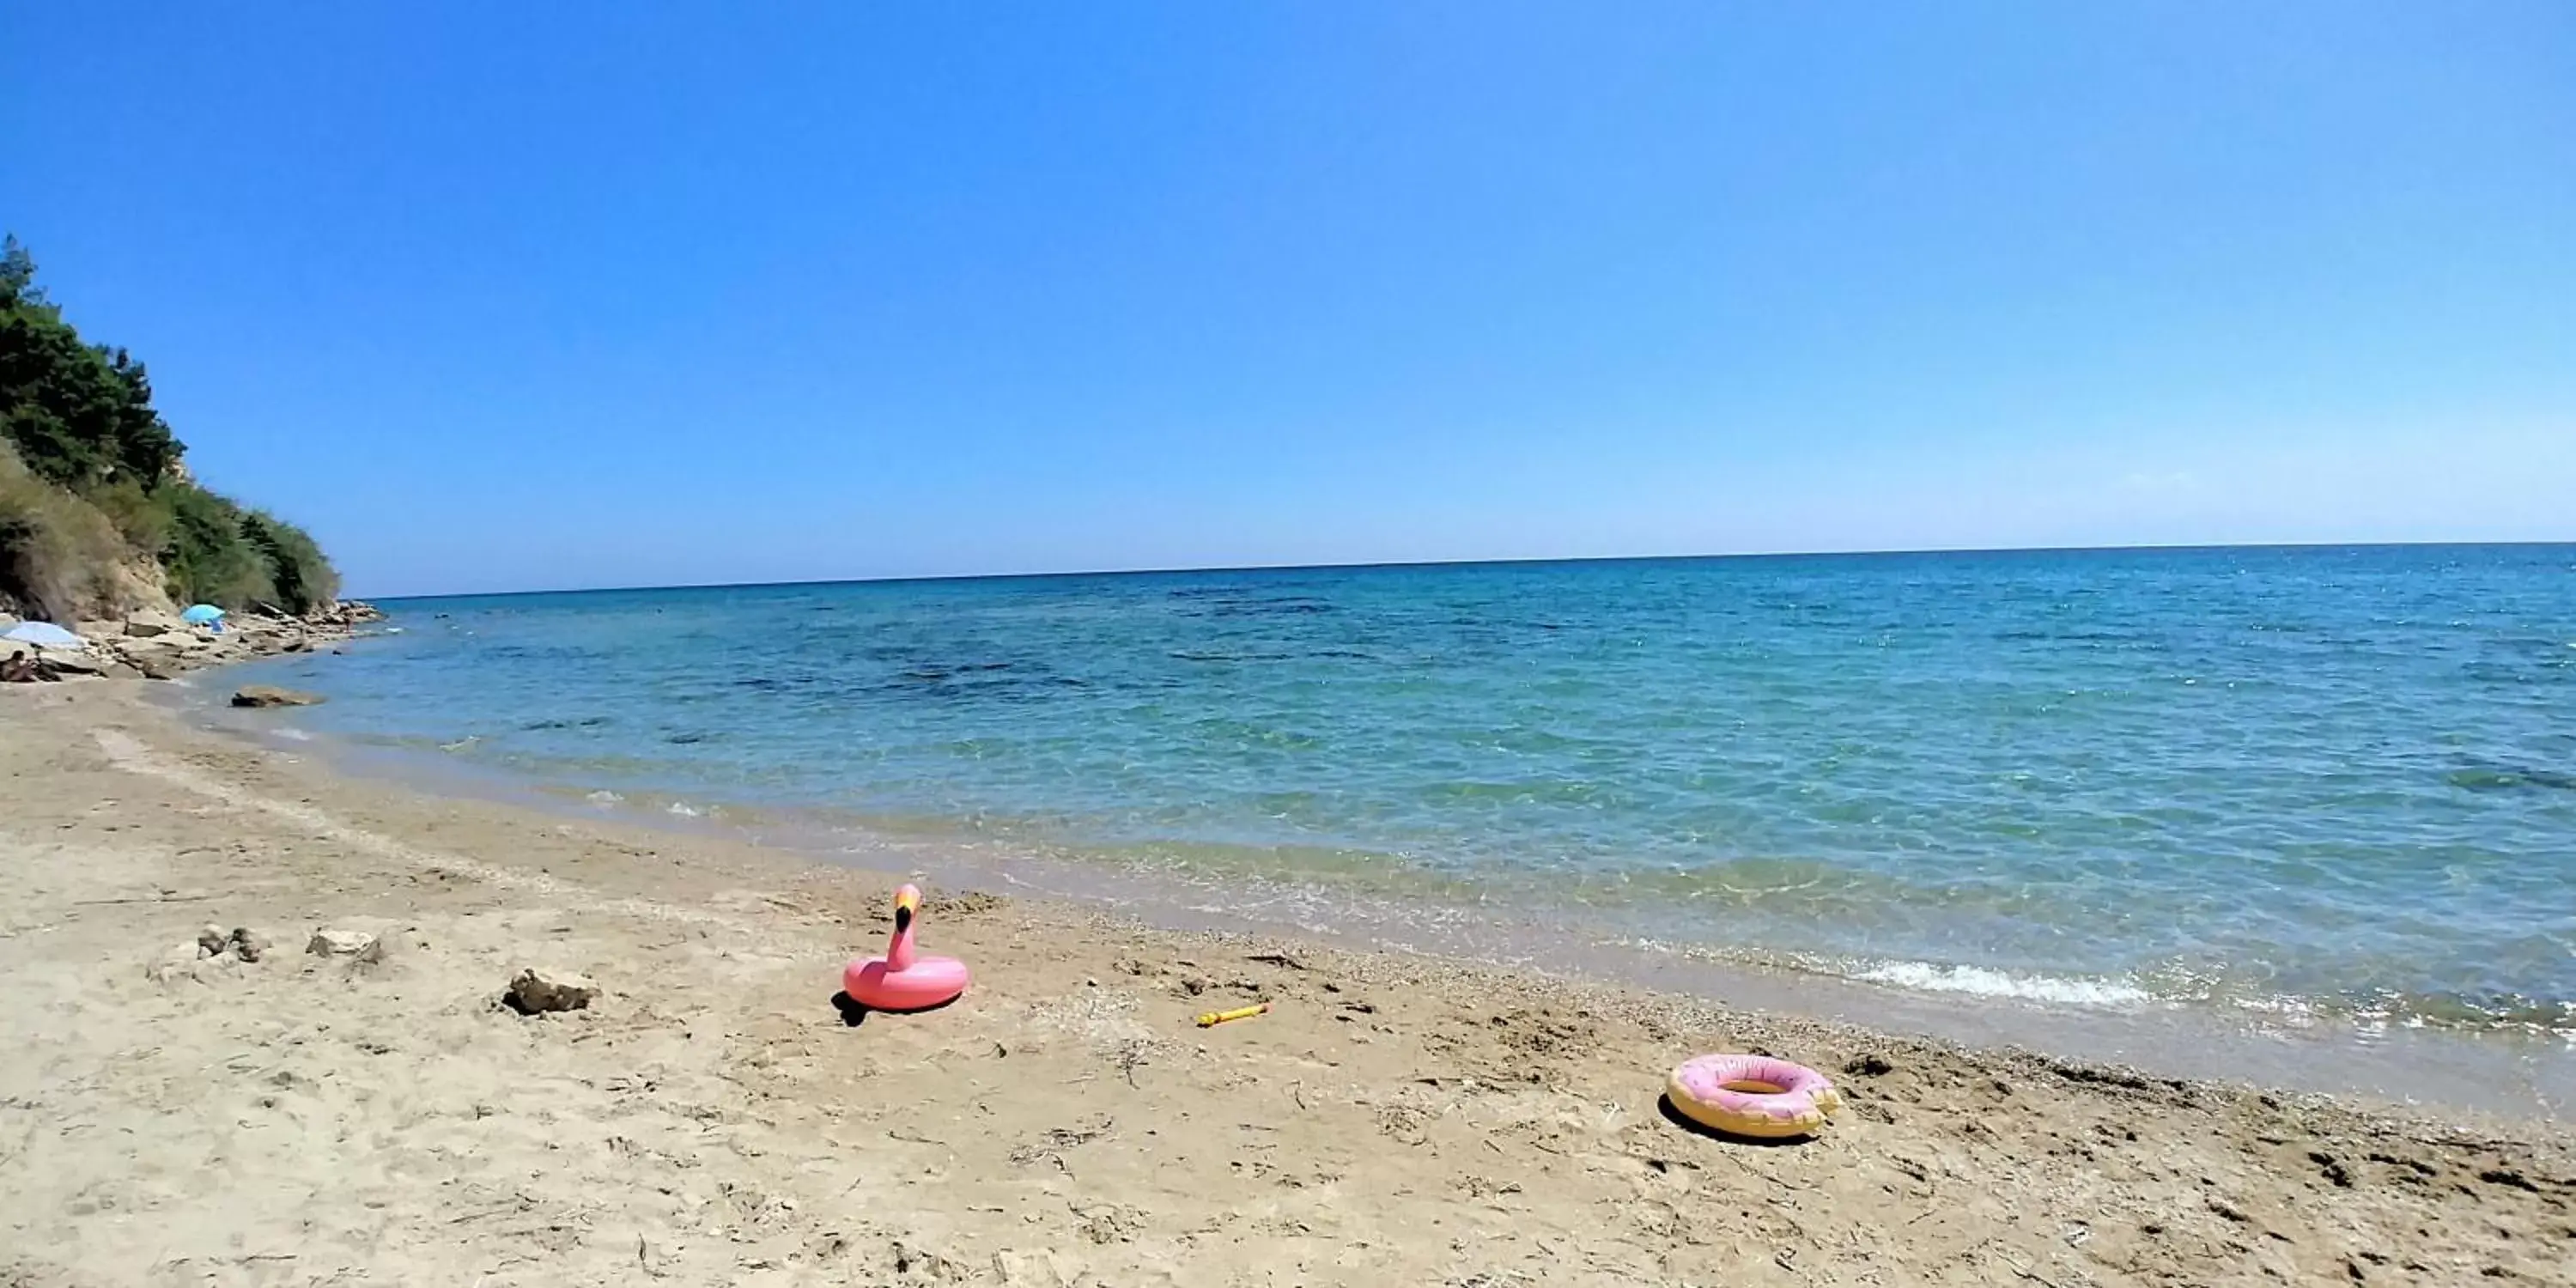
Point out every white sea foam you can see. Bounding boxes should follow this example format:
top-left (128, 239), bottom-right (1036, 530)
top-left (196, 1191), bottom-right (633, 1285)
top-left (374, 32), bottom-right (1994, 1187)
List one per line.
top-left (585, 789), bottom-right (623, 806)
top-left (1851, 960), bottom-right (2153, 1007)
top-left (270, 727), bottom-right (313, 742)
top-left (665, 801), bottom-right (702, 817)
top-left (1629, 939), bottom-right (2160, 1009)
top-left (2230, 993), bottom-right (2322, 1026)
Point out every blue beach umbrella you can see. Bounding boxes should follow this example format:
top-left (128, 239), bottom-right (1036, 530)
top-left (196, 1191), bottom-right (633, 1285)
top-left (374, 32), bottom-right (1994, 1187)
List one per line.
top-left (3, 620), bottom-right (82, 649)
top-left (181, 604), bottom-right (227, 626)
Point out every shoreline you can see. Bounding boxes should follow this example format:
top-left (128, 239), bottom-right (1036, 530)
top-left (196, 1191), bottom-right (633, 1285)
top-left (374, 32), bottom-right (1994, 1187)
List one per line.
top-left (173, 671), bottom-right (2576, 1118)
top-left (7, 680), bottom-right (2573, 1285)
top-left (4, 598), bottom-right (384, 683)
top-left (203, 553), bottom-right (2576, 1088)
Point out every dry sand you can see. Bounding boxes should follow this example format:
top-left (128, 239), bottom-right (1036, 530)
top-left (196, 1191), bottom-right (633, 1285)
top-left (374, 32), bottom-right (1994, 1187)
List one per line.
top-left (3, 683), bottom-right (2571, 1286)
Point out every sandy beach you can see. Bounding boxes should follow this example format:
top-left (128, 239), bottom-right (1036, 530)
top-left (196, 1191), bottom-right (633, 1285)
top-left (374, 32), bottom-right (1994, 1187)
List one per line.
top-left (3, 681), bottom-right (2571, 1287)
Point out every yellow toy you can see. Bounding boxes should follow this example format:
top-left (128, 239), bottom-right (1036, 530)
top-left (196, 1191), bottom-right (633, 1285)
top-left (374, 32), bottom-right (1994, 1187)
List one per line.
top-left (1195, 1002), bottom-right (1270, 1028)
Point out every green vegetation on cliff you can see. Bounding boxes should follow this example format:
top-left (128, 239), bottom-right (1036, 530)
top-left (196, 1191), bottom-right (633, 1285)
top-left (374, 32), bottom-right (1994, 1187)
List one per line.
top-left (0, 235), bottom-right (337, 622)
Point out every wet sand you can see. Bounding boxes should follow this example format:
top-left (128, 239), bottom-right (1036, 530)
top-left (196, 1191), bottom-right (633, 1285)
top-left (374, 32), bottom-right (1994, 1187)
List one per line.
top-left (4, 682), bottom-right (2572, 1286)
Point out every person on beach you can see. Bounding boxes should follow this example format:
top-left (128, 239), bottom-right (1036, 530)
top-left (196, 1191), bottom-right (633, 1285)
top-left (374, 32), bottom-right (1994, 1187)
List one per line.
top-left (1, 650), bottom-right (38, 683)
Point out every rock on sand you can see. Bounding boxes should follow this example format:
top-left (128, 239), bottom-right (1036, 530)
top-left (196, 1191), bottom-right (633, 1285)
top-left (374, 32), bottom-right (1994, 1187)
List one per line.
top-left (505, 967), bottom-right (598, 1014)
top-left (307, 927), bottom-right (383, 963)
top-left (232, 684), bottom-right (325, 708)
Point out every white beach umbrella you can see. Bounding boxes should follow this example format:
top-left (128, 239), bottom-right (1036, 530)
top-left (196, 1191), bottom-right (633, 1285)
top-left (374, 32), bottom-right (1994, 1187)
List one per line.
top-left (2, 621), bottom-right (83, 649)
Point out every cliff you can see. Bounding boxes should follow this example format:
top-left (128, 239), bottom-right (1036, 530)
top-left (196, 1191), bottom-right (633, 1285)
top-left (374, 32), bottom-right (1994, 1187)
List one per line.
top-left (1, 235), bottom-right (338, 625)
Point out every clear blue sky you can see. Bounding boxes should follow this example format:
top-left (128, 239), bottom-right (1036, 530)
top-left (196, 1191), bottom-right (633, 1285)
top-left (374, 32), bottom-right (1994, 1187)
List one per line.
top-left (7, 3), bottom-right (2571, 596)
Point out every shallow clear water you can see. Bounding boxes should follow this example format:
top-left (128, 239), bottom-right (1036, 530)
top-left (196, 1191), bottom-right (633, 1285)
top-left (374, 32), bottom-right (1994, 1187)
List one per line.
top-left (226, 546), bottom-right (2576, 1039)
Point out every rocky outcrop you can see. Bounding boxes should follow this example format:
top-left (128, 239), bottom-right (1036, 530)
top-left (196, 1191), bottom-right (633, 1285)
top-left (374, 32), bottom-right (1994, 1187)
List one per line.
top-left (232, 684), bottom-right (325, 708)
top-left (32, 646), bottom-right (101, 677)
top-left (116, 638), bottom-right (190, 680)
top-left (8, 600), bottom-right (383, 684)
top-left (306, 600), bottom-right (386, 629)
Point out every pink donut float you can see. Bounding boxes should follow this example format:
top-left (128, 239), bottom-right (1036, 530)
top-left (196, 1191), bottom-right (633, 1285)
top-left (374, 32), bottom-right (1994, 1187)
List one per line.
top-left (1667, 1054), bottom-right (1842, 1139)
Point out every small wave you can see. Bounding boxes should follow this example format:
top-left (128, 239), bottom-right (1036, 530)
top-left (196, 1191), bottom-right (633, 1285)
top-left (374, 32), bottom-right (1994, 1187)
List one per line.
top-left (584, 790), bottom-right (623, 806)
top-left (666, 801), bottom-right (702, 817)
top-left (1850, 960), bottom-right (2154, 1007)
top-left (1630, 940), bottom-right (2162, 1009)
top-left (2449, 765), bottom-right (2576, 793)
top-left (272, 727), bottom-right (313, 742)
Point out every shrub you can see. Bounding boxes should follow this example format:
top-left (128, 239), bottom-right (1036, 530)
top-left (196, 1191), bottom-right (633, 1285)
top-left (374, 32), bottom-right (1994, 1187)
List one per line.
top-left (1, 234), bottom-right (339, 618)
top-left (241, 509), bottom-right (339, 614)
top-left (0, 240), bottom-right (178, 492)
top-left (0, 440), bottom-right (125, 622)
top-left (84, 477), bottom-right (173, 553)
top-left (160, 483), bottom-right (275, 610)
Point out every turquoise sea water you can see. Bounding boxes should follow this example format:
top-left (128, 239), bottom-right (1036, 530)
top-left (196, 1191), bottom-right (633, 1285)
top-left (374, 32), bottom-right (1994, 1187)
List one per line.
top-left (222, 546), bottom-right (2576, 1041)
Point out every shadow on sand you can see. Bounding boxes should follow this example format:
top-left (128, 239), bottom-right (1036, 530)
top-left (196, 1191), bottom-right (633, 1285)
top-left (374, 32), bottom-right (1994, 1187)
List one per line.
top-left (1656, 1093), bottom-right (1818, 1148)
top-left (829, 989), bottom-right (963, 1028)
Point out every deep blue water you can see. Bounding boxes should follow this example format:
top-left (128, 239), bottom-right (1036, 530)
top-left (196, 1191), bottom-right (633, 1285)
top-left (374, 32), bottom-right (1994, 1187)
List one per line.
top-left (225, 546), bottom-right (2576, 1037)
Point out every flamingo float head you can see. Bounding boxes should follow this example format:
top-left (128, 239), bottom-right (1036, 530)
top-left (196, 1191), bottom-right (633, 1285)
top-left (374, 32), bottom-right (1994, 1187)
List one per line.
top-left (887, 883), bottom-right (922, 969)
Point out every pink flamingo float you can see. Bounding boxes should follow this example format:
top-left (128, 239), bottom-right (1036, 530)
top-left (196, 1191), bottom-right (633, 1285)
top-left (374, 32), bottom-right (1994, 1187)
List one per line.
top-left (842, 884), bottom-right (971, 1012)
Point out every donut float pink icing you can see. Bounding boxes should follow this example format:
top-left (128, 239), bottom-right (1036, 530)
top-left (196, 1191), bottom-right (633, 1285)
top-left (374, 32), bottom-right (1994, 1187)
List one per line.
top-left (1666, 1054), bottom-right (1842, 1139)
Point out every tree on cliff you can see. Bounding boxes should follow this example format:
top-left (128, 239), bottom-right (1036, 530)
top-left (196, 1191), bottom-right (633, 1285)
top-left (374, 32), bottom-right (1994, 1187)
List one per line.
top-left (0, 240), bottom-right (179, 492)
top-left (0, 235), bottom-right (338, 621)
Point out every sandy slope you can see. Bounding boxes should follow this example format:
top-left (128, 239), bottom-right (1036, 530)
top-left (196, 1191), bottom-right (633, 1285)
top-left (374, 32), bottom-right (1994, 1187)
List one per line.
top-left (2, 683), bottom-right (2570, 1287)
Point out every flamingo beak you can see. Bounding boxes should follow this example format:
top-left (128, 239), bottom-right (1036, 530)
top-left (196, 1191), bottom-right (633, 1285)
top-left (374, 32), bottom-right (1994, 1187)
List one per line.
top-left (893, 885), bottom-right (920, 933)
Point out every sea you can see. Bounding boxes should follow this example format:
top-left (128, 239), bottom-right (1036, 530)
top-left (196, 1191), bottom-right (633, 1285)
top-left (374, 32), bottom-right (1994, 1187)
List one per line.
top-left (209, 544), bottom-right (2576, 1100)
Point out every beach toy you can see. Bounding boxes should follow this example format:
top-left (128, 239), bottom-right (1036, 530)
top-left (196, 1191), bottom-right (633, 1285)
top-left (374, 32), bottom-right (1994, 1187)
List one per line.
top-left (1665, 1054), bottom-right (1842, 1139)
top-left (841, 884), bottom-right (970, 1012)
top-left (1195, 1002), bottom-right (1271, 1028)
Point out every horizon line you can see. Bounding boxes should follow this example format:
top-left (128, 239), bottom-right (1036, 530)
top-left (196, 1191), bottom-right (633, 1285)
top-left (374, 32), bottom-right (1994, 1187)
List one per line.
top-left (356, 537), bottom-right (2574, 603)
